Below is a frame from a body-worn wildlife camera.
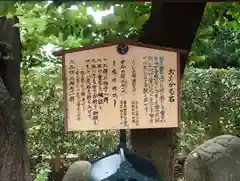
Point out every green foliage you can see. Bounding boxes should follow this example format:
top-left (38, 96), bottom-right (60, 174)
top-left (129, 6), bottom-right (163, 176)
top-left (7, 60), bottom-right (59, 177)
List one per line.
top-left (21, 63), bottom-right (118, 179)
top-left (21, 64), bottom-right (118, 160)
top-left (179, 68), bottom-right (240, 153)
top-left (0, 2), bottom-right (150, 65)
top-left (191, 28), bottom-right (240, 69)
top-left (16, 2), bottom-right (99, 56)
top-left (22, 65), bottom-right (240, 177)
top-left (34, 162), bottom-right (51, 181)
top-left (189, 2), bottom-right (240, 69)
top-left (1, 2), bottom-right (239, 69)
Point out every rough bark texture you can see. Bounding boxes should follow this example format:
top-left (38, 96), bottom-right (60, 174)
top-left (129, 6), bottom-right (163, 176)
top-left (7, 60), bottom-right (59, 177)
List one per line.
top-left (131, 2), bottom-right (206, 181)
top-left (0, 16), bottom-right (31, 181)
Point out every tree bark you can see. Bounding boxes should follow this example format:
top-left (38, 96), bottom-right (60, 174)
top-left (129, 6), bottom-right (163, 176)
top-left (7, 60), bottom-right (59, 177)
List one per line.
top-left (131, 2), bottom-right (206, 181)
top-left (0, 16), bottom-right (31, 181)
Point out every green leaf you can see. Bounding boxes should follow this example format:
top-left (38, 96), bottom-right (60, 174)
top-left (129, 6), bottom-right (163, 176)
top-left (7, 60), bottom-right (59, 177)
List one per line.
top-left (102, 14), bottom-right (121, 24)
top-left (81, 26), bottom-right (93, 38)
top-left (0, 4), bottom-right (8, 16)
top-left (135, 14), bottom-right (149, 28)
top-left (63, 9), bottom-right (79, 25)
top-left (227, 21), bottom-right (240, 29)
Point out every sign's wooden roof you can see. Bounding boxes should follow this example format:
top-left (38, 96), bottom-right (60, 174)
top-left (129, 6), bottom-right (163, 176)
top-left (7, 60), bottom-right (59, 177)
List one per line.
top-left (53, 40), bottom-right (188, 57)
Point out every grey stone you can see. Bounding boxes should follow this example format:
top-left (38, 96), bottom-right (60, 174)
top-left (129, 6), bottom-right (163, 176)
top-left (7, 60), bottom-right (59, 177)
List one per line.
top-left (184, 134), bottom-right (240, 181)
top-left (62, 161), bottom-right (91, 181)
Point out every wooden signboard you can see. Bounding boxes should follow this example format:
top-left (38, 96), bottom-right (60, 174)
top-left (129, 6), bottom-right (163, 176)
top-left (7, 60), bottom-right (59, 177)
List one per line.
top-left (54, 42), bottom-right (183, 132)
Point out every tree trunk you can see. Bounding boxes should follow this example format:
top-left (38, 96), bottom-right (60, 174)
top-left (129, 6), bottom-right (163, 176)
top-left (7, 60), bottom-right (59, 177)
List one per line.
top-left (131, 2), bottom-right (206, 181)
top-left (0, 16), bottom-right (32, 181)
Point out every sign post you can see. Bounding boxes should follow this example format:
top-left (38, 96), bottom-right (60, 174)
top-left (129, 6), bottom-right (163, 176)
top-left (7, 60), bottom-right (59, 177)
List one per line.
top-left (54, 41), bottom-right (183, 132)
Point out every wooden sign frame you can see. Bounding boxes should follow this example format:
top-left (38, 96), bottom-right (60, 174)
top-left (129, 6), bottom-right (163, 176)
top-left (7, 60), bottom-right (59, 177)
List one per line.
top-left (54, 41), bottom-right (187, 132)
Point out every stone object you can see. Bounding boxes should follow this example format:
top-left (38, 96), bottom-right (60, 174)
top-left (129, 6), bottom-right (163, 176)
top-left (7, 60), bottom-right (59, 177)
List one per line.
top-left (62, 161), bottom-right (91, 181)
top-left (184, 134), bottom-right (240, 181)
